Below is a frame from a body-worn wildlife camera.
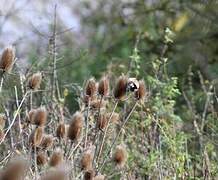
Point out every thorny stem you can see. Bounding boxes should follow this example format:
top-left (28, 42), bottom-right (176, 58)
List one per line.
top-left (98, 101), bottom-right (137, 172)
top-left (0, 91), bottom-right (29, 144)
top-left (96, 100), bottom-right (118, 164)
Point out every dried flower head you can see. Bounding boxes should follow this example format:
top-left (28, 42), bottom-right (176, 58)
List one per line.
top-left (81, 150), bottom-right (93, 170)
top-left (93, 174), bottom-right (105, 180)
top-left (40, 168), bottom-right (67, 180)
top-left (85, 78), bottom-right (97, 97)
top-left (29, 127), bottom-right (44, 147)
top-left (33, 107), bottom-right (47, 127)
top-left (98, 76), bottom-right (109, 97)
top-left (0, 114), bottom-right (6, 130)
top-left (97, 114), bottom-right (108, 130)
top-left (135, 80), bottom-right (146, 101)
top-left (56, 122), bottom-right (66, 139)
top-left (68, 112), bottom-right (83, 141)
top-left (28, 72), bottom-right (42, 90)
top-left (0, 46), bottom-right (15, 73)
top-left (0, 156), bottom-right (28, 180)
top-left (106, 112), bottom-right (120, 124)
top-left (37, 152), bottom-right (48, 166)
top-left (27, 109), bottom-right (36, 124)
top-left (113, 75), bottom-right (128, 100)
top-left (40, 134), bottom-right (53, 149)
top-left (113, 145), bottom-right (127, 167)
top-left (84, 169), bottom-right (95, 180)
top-left (49, 149), bottom-right (63, 167)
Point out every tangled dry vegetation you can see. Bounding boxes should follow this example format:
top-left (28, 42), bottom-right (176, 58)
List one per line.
top-left (0, 46), bottom-right (146, 180)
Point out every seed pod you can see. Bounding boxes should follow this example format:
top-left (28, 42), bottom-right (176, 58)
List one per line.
top-left (0, 156), bottom-right (28, 180)
top-left (40, 134), bottom-right (53, 149)
top-left (135, 80), bottom-right (146, 101)
top-left (113, 145), bottom-right (127, 167)
top-left (84, 169), bottom-right (95, 180)
top-left (49, 150), bottom-right (63, 167)
top-left (27, 109), bottom-right (36, 124)
top-left (37, 152), bottom-right (47, 166)
top-left (113, 75), bottom-right (127, 100)
top-left (85, 78), bottom-right (97, 97)
top-left (98, 76), bottom-right (109, 97)
top-left (0, 114), bottom-right (6, 130)
top-left (28, 72), bottom-right (42, 90)
top-left (40, 168), bottom-right (67, 180)
top-left (68, 112), bottom-right (83, 141)
top-left (81, 150), bottom-right (93, 170)
top-left (93, 174), bottom-right (105, 180)
top-left (97, 114), bottom-right (108, 130)
top-left (56, 122), bottom-right (66, 139)
top-left (29, 127), bottom-right (44, 147)
top-left (0, 46), bottom-right (15, 73)
top-left (33, 107), bottom-right (47, 127)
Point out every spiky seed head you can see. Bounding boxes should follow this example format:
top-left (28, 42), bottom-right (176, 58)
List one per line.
top-left (113, 144), bottom-right (127, 167)
top-left (49, 149), bottom-right (63, 167)
top-left (40, 168), bottom-right (67, 180)
top-left (93, 174), bottom-right (105, 180)
top-left (33, 107), bottom-right (47, 127)
top-left (29, 127), bottom-right (44, 147)
top-left (113, 75), bottom-right (128, 100)
top-left (81, 150), bottom-right (93, 170)
top-left (85, 78), bottom-right (97, 97)
top-left (29, 72), bottom-right (42, 90)
top-left (40, 134), bottom-right (53, 149)
top-left (84, 169), bottom-right (95, 180)
top-left (27, 109), bottom-right (36, 124)
top-left (56, 122), bottom-right (66, 139)
top-left (106, 112), bottom-right (120, 124)
top-left (0, 114), bottom-right (6, 130)
top-left (98, 76), bottom-right (109, 97)
top-left (0, 46), bottom-right (15, 73)
top-left (97, 114), bottom-right (108, 130)
top-left (135, 80), bottom-right (146, 101)
top-left (37, 152), bottom-right (48, 166)
top-left (0, 156), bottom-right (28, 180)
top-left (68, 112), bottom-right (83, 141)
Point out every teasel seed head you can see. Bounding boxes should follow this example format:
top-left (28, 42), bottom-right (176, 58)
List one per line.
top-left (85, 78), bottom-right (97, 98)
top-left (56, 122), bottom-right (66, 139)
top-left (97, 114), bottom-right (108, 130)
top-left (135, 80), bottom-right (146, 101)
top-left (68, 112), bottom-right (83, 141)
top-left (98, 76), bottom-right (109, 97)
top-left (0, 114), bottom-right (6, 130)
top-left (93, 174), bottom-right (105, 180)
top-left (113, 144), bottom-right (127, 167)
top-left (29, 127), bottom-right (44, 147)
top-left (0, 156), bottom-right (28, 180)
top-left (40, 168), bottom-right (67, 180)
top-left (49, 149), bottom-right (63, 167)
top-left (106, 112), bottom-right (120, 124)
top-left (81, 150), bottom-right (93, 170)
top-left (28, 72), bottom-right (42, 90)
top-left (40, 134), bottom-right (53, 149)
top-left (113, 75), bottom-right (128, 100)
top-left (84, 169), bottom-right (95, 180)
top-left (37, 152), bottom-right (48, 166)
top-left (0, 46), bottom-right (15, 73)
top-left (27, 109), bottom-right (36, 124)
top-left (33, 107), bottom-right (47, 127)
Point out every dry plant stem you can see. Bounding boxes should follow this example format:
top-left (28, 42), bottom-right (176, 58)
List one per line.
top-left (34, 145), bottom-right (38, 180)
top-left (0, 91), bottom-right (29, 144)
top-left (98, 101), bottom-right (137, 172)
top-left (96, 100), bottom-right (118, 163)
top-left (68, 140), bottom-right (82, 160)
top-left (84, 99), bottom-right (90, 148)
top-left (0, 74), bottom-right (4, 92)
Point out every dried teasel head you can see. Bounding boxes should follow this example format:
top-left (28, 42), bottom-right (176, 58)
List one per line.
top-left (27, 109), bottom-right (36, 124)
top-left (68, 112), bottom-right (83, 141)
top-left (40, 134), bottom-right (53, 149)
top-left (0, 156), bottom-right (28, 180)
top-left (49, 149), bottom-right (63, 167)
top-left (0, 114), bottom-right (6, 130)
top-left (40, 168), bottom-right (67, 180)
top-left (56, 122), bottom-right (66, 139)
top-left (28, 72), bottom-right (42, 90)
top-left (37, 152), bottom-right (48, 166)
top-left (29, 127), bottom-right (44, 147)
top-left (81, 150), bottom-right (93, 170)
top-left (97, 114), bottom-right (108, 130)
top-left (93, 174), bottom-right (105, 180)
top-left (106, 112), bottom-right (120, 124)
top-left (113, 144), bottom-right (127, 167)
top-left (113, 75), bottom-right (128, 100)
top-left (135, 80), bottom-right (146, 101)
top-left (33, 107), bottom-right (47, 127)
top-left (98, 76), bottom-right (109, 97)
top-left (85, 78), bottom-right (97, 98)
top-left (84, 169), bottom-right (95, 180)
top-left (0, 46), bottom-right (15, 73)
